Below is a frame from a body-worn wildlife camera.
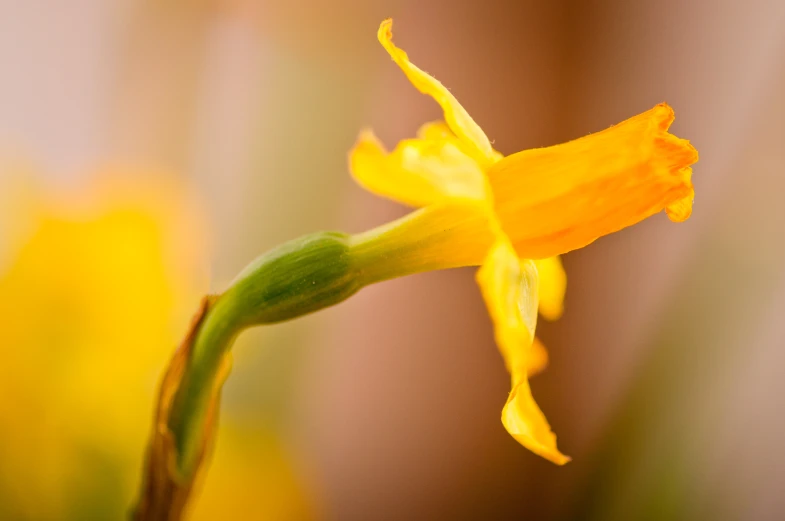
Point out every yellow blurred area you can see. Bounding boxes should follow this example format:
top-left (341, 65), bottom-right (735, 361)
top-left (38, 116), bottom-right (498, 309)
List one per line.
top-left (0, 171), bottom-right (312, 519)
top-left (0, 171), bottom-right (199, 516)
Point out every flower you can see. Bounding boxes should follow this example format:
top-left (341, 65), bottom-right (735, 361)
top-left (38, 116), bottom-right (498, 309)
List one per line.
top-left (348, 19), bottom-right (698, 464)
top-left (134, 19), bottom-right (698, 512)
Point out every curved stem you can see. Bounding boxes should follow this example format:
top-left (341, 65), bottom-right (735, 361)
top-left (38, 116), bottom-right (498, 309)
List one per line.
top-left (134, 206), bottom-right (487, 519)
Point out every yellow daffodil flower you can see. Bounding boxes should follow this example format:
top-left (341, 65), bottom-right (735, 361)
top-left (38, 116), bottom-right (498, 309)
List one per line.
top-left (348, 19), bottom-right (698, 464)
top-left (138, 19), bottom-right (697, 516)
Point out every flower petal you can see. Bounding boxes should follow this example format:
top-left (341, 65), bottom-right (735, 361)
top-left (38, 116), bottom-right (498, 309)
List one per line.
top-left (416, 121), bottom-right (454, 141)
top-left (487, 103), bottom-right (699, 259)
top-left (477, 241), bottom-right (538, 378)
top-left (527, 337), bottom-right (549, 378)
top-left (503, 377), bottom-right (570, 465)
top-left (476, 240), bottom-right (569, 464)
top-left (666, 187), bottom-right (694, 222)
top-left (349, 128), bottom-right (487, 207)
top-left (378, 19), bottom-right (497, 167)
top-left (534, 256), bottom-right (567, 321)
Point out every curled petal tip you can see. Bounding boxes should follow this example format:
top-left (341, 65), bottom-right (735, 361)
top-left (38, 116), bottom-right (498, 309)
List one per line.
top-left (356, 127), bottom-right (380, 145)
top-left (378, 18), bottom-right (393, 43)
top-left (502, 381), bottom-right (572, 465)
top-left (554, 454), bottom-right (572, 466)
top-left (666, 187), bottom-right (694, 222)
top-left (654, 102), bottom-right (676, 130)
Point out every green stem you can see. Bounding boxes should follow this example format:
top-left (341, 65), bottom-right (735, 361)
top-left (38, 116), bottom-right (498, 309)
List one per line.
top-left (168, 231), bottom-right (361, 476)
top-left (165, 205), bottom-right (489, 481)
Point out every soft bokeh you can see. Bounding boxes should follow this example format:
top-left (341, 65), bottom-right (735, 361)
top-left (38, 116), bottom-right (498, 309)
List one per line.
top-left (1, 1), bottom-right (783, 520)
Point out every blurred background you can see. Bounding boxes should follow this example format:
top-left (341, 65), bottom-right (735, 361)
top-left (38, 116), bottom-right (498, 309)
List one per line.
top-left (1, 0), bottom-right (784, 519)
